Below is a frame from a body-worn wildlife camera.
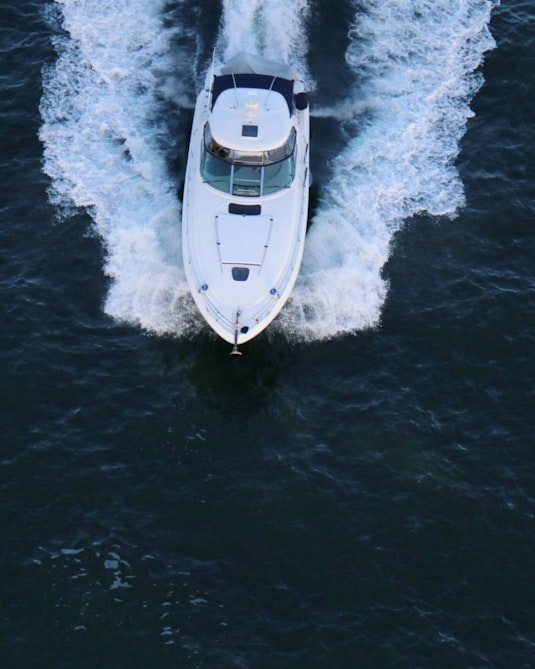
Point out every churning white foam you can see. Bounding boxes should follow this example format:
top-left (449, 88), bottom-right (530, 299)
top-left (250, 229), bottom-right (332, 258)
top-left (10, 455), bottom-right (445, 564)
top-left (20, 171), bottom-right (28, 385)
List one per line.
top-left (40, 0), bottom-right (497, 342)
top-left (280, 0), bottom-right (497, 341)
top-left (219, 0), bottom-right (310, 73)
top-left (40, 0), bottom-right (200, 336)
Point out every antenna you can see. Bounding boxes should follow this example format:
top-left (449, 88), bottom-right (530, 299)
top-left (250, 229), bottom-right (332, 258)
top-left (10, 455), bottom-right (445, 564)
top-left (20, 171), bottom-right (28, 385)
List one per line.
top-left (231, 73), bottom-right (239, 108)
top-left (207, 48), bottom-right (216, 110)
top-left (264, 76), bottom-right (277, 110)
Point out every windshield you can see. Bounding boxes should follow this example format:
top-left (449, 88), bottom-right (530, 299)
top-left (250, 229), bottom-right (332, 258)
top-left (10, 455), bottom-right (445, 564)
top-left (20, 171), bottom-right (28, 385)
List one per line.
top-left (201, 125), bottom-right (296, 196)
top-left (203, 124), bottom-right (295, 166)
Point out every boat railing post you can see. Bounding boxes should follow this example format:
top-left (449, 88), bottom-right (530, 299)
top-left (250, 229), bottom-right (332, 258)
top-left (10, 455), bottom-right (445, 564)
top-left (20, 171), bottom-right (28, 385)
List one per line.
top-left (207, 48), bottom-right (216, 109)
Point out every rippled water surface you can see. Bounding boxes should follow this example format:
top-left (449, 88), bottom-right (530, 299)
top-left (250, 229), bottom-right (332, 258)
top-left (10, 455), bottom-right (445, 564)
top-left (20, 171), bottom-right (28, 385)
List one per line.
top-left (1, 1), bottom-right (534, 667)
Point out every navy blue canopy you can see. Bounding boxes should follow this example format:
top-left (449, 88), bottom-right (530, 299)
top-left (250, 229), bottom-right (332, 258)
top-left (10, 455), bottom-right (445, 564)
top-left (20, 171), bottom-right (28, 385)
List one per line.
top-left (211, 74), bottom-right (294, 114)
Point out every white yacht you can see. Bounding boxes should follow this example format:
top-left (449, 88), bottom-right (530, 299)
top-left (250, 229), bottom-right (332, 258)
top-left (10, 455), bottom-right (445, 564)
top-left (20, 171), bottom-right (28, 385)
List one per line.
top-left (182, 52), bottom-right (310, 353)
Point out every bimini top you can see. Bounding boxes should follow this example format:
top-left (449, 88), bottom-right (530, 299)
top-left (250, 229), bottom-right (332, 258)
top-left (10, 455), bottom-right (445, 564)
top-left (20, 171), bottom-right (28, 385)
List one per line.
top-left (219, 52), bottom-right (297, 80)
top-left (211, 73), bottom-right (295, 114)
top-left (208, 52), bottom-right (298, 152)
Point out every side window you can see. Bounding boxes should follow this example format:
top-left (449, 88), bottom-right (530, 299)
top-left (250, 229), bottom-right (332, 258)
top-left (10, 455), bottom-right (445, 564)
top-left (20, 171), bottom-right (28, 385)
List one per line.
top-left (201, 145), bottom-right (232, 193)
top-left (263, 154), bottom-right (295, 194)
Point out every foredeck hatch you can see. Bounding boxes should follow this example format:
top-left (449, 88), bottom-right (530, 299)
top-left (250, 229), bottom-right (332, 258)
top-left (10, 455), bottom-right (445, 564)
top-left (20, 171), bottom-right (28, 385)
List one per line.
top-left (216, 213), bottom-right (272, 265)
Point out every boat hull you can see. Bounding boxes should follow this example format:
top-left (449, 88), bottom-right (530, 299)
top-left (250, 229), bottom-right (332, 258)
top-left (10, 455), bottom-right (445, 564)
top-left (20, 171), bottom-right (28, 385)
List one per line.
top-left (181, 53), bottom-right (309, 347)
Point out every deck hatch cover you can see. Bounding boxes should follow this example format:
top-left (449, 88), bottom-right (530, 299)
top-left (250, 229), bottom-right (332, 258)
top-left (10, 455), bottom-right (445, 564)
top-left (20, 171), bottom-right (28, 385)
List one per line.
top-left (216, 213), bottom-right (272, 265)
top-left (232, 267), bottom-right (250, 281)
top-left (242, 125), bottom-right (258, 137)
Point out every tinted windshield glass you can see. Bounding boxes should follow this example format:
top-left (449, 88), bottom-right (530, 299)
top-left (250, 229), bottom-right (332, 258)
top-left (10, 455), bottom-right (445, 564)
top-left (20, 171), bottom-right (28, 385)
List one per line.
top-left (201, 124), bottom-right (296, 196)
top-left (204, 125), bottom-right (295, 166)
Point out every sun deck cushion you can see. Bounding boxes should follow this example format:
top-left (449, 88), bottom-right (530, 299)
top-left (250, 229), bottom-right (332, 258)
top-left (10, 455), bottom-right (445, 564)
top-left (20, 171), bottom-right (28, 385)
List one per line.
top-left (228, 203), bottom-right (261, 215)
top-left (216, 213), bottom-right (272, 265)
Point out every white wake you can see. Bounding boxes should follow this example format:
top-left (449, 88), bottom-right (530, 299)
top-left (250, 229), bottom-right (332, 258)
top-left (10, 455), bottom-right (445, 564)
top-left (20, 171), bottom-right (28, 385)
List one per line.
top-left (40, 0), bottom-right (198, 336)
top-left (281, 0), bottom-right (497, 341)
top-left (40, 0), bottom-right (497, 342)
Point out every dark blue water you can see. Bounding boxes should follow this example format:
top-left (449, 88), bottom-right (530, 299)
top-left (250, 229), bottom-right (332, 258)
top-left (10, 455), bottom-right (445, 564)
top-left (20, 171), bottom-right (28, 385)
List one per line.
top-left (2, 1), bottom-right (534, 667)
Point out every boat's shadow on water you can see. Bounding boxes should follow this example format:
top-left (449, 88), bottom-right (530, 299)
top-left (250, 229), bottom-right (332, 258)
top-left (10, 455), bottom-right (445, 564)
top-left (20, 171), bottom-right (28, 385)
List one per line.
top-left (191, 337), bottom-right (291, 415)
top-left (160, 332), bottom-right (292, 415)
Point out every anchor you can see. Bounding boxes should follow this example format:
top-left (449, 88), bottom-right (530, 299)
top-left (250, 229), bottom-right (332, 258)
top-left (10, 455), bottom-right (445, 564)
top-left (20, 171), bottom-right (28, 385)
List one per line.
top-left (230, 310), bottom-right (243, 356)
